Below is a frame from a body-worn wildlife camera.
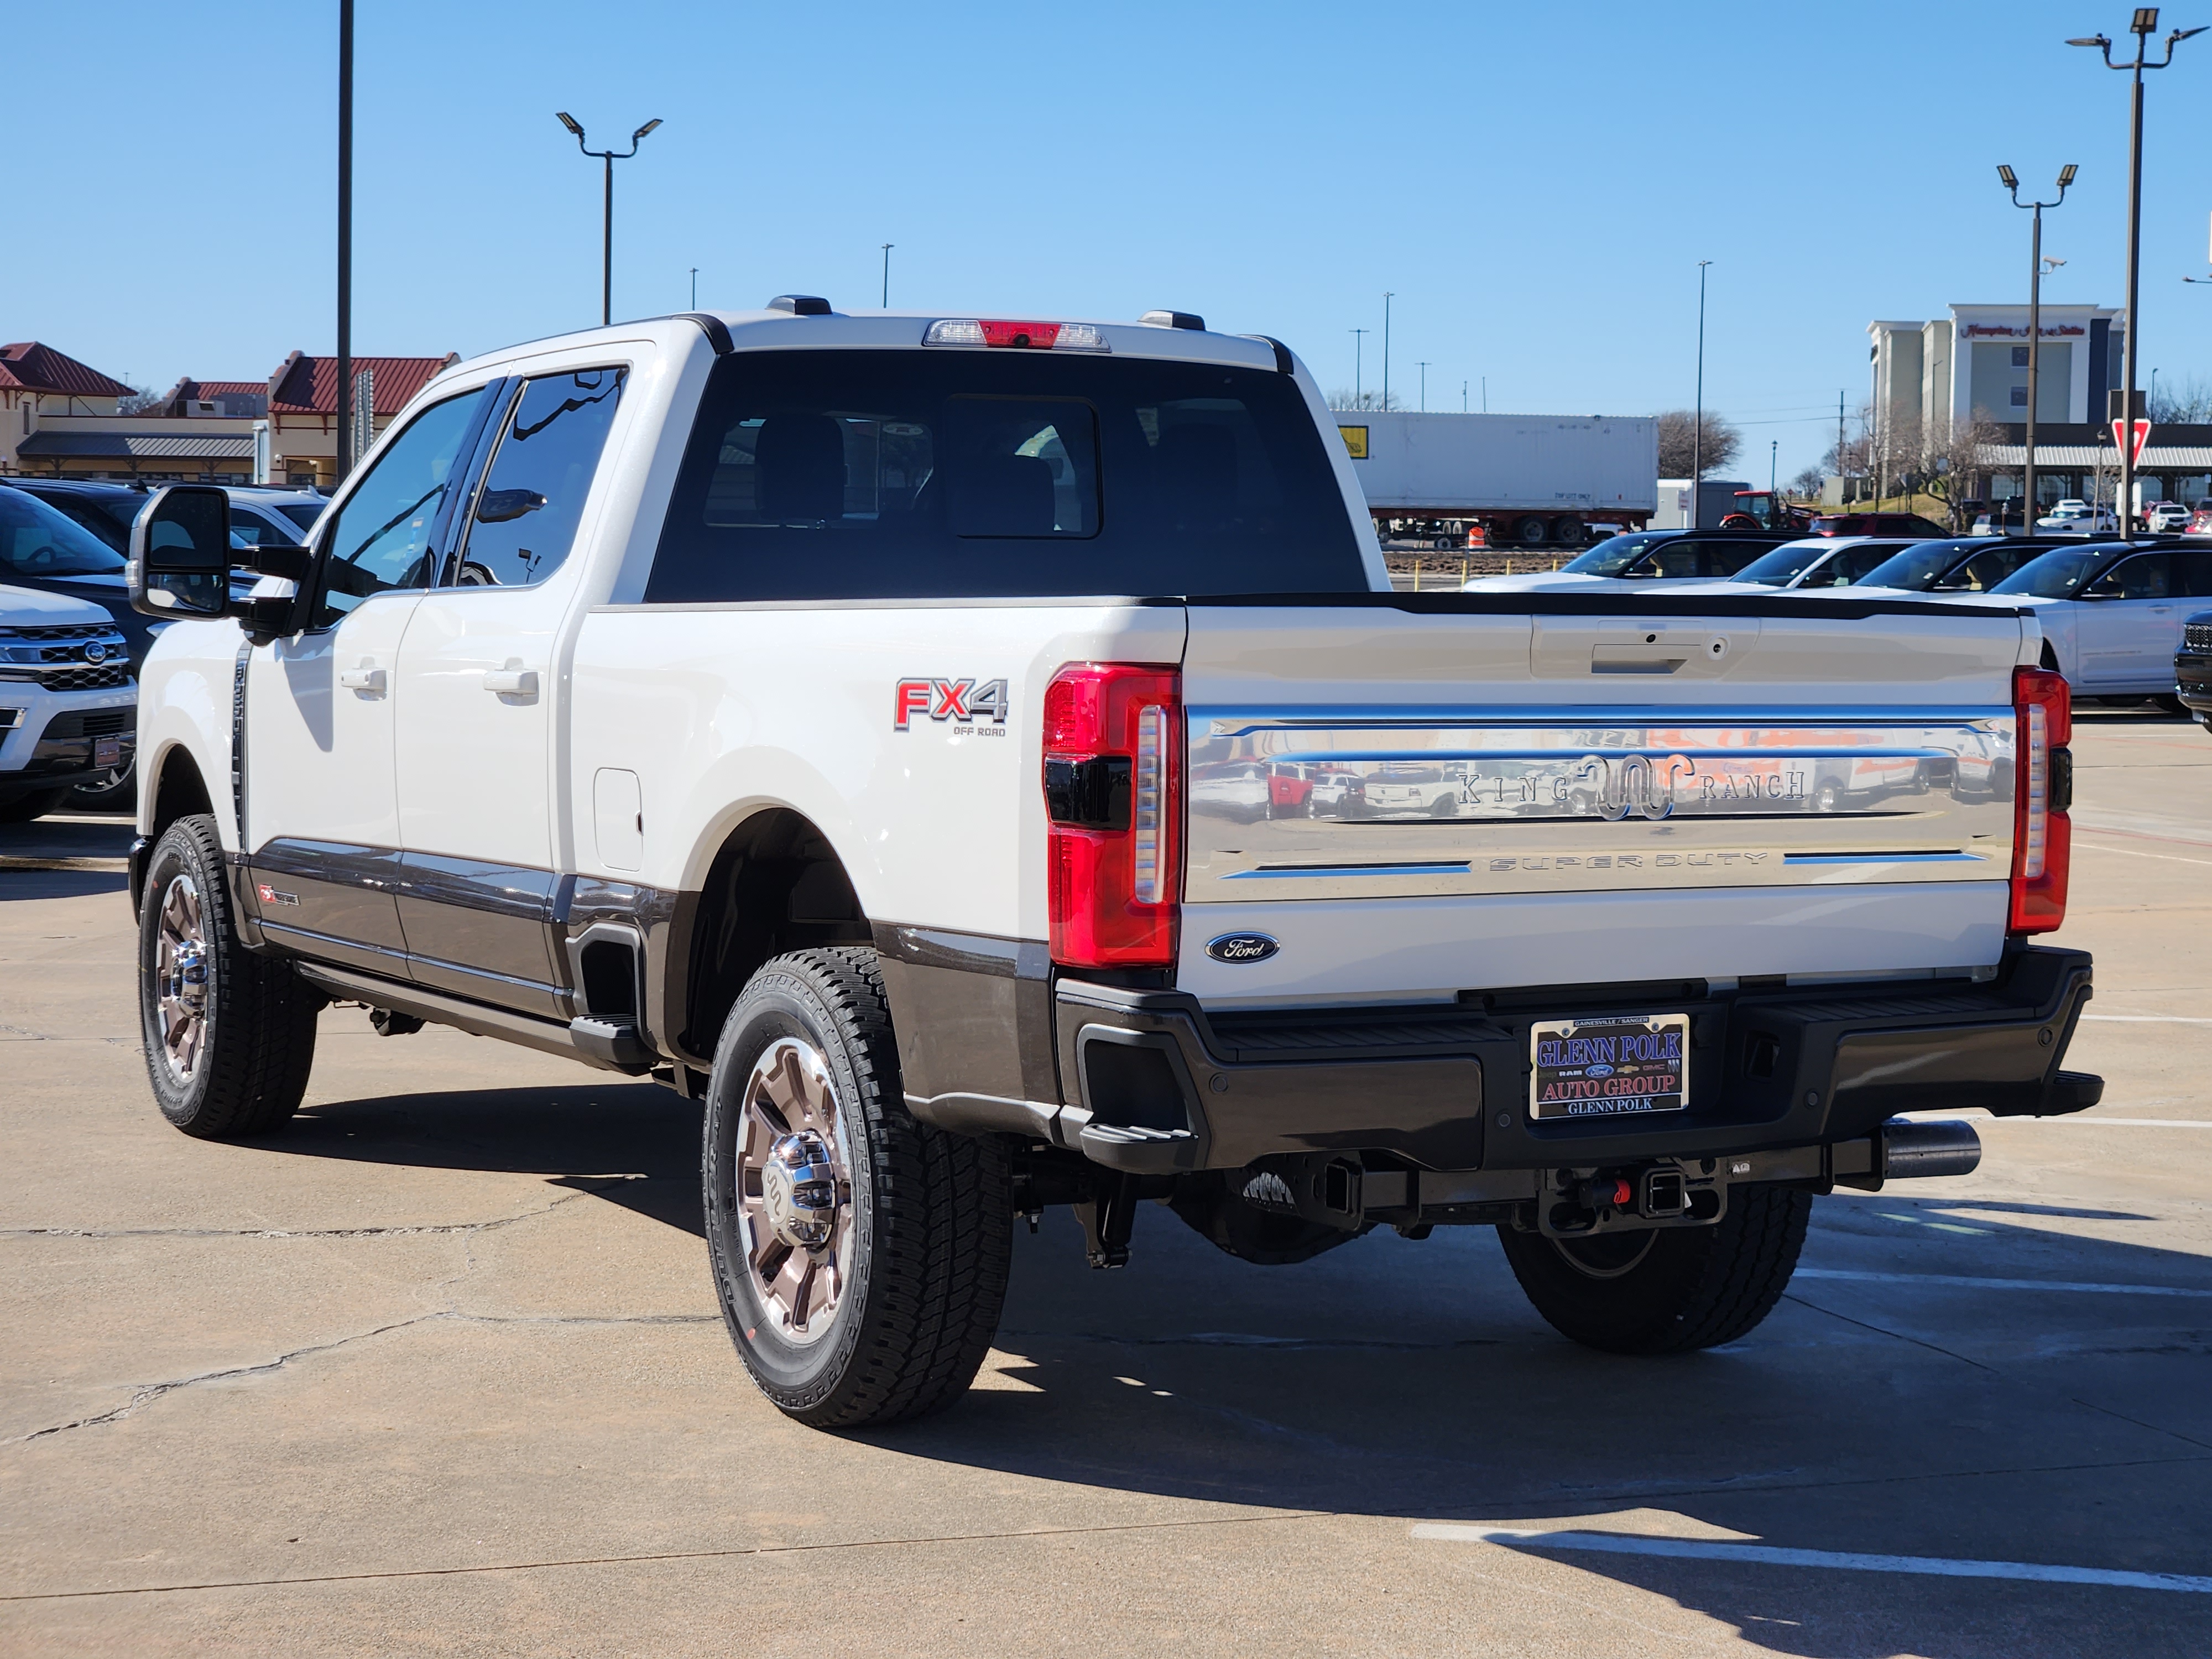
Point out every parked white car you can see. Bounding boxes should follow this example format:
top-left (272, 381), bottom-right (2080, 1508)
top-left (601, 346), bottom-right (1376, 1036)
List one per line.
top-left (1720, 536), bottom-right (1919, 590)
top-left (1978, 541), bottom-right (2212, 695)
top-left (0, 583), bottom-right (136, 821)
top-left (2144, 500), bottom-right (2192, 534)
top-left (222, 487), bottom-right (327, 550)
top-left (2034, 499), bottom-right (2119, 534)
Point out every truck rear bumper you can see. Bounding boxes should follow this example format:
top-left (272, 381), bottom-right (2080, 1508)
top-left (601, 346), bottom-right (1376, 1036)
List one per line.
top-left (1047, 943), bottom-right (2098, 1175)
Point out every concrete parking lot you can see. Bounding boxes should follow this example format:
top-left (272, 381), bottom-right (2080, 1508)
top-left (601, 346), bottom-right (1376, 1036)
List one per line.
top-left (2, 711), bottom-right (2208, 1657)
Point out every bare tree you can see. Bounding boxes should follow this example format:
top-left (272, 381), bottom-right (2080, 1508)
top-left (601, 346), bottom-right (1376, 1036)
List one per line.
top-left (2148, 373), bottom-right (2212, 424)
top-left (1788, 462), bottom-right (1826, 498)
top-left (1654, 409), bottom-right (1741, 477)
top-left (1327, 389), bottom-right (1402, 412)
top-left (116, 384), bottom-right (165, 415)
top-left (1915, 409), bottom-right (2001, 531)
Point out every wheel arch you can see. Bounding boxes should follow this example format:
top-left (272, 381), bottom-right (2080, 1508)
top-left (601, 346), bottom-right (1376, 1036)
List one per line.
top-left (666, 805), bottom-right (873, 1066)
top-left (131, 743), bottom-right (216, 914)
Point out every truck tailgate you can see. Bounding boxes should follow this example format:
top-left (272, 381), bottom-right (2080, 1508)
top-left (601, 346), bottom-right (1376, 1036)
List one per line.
top-left (1178, 596), bottom-right (2034, 1004)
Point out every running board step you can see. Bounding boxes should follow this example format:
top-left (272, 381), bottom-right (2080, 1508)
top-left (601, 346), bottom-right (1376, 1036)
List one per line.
top-left (570, 1016), bottom-right (655, 1071)
top-left (289, 962), bottom-right (655, 1076)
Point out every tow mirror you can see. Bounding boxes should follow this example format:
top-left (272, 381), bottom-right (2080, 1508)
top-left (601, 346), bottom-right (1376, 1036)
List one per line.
top-left (127, 484), bottom-right (231, 619)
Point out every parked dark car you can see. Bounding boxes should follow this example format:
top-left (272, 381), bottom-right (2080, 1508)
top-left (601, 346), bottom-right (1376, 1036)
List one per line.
top-left (1805, 512), bottom-right (1950, 538)
top-left (1856, 536), bottom-right (2074, 594)
top-left (6, 478), bottom-right (315, 555)
top-left (2179, 611), bottom-right (2212, 733)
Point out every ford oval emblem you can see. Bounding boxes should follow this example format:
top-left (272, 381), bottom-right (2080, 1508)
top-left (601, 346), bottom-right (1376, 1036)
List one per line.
top-left (84, 640), bottom-right (107, 664)
top-left (1206, 932), bottom-right (1280, 964)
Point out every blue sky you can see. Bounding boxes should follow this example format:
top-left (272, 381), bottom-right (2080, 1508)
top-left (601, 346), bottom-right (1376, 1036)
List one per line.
top-left (12, 0), bottom-right (2211, 482)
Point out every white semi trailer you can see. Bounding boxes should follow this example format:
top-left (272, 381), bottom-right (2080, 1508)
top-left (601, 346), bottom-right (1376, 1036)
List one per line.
top-left (1332, 410), bottom-right (1659, 550)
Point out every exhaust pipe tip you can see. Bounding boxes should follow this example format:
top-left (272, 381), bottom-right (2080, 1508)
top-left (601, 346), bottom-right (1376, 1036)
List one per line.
top-left (1882, 1118), bottom-right (1983, 1180)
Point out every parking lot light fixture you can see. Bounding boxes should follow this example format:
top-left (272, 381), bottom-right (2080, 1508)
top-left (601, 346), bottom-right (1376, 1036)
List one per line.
top-left (2001, 163), bottom-right (2076, 534)
top-left (1692, 260), bottom-right (1711, 526)
top-left (2072, 12), bottom-right (2203, 539)
top-left (556, 112), bottom-right (664, 327)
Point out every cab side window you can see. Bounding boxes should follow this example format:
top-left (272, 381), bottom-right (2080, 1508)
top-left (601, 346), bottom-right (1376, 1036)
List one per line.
top-left (2087, 554), bottom-right (2171, 601)
top-left (447, 368), bottom-right (626, 587)
top-left (314, 389), bottom-right (488, 626)
top-left (1703, 541), bottom-right (1772, 577)
top-left (2172, 550), bottom-right (2212, 597)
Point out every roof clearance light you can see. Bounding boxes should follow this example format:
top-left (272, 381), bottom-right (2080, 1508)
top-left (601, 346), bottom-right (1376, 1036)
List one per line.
top-left (922, 318), bottom-right (1109, 353)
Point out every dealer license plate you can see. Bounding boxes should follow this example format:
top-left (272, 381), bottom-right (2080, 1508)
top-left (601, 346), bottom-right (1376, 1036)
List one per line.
top-left (1529, 1013), bottom-right (1691, 1119)
top-left (93, 737), bottom-right (122, 768)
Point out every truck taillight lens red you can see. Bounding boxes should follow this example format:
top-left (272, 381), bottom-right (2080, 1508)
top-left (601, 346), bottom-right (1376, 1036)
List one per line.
top-left (2010, 665), bottom-right (2072, 935)
top-left (1043, 662), bottom-right (1181, 967)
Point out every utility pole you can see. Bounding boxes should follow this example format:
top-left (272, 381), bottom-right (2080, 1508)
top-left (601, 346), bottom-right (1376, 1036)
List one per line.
top-left (1381, 293), bottom-right (1394, 411)
top-left (1417, 361), bottom-right (1431, 413)
top-left (2072, 12), bottom-right (2204, 539)
top-left (1692, 260), bottom-right (1712, 526)
top-left (1349, 328), bottom-right (1368, 407)
top-left (1462, 379), bottom-right (1468, 414)
top-left (690, 267), bottom-right (698, 308)
top-left (336, 0), bottom-right (353, 483)
top-left (1838, 391), bottom-right (1846, 504)
top-left (881, 243), bottom-right (893, 307)
top-left (2000, 163), bottom-right (2077, 535)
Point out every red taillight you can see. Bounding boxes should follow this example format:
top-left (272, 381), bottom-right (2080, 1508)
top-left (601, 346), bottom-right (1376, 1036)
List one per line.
top-left (1044, 662), bottom-right (1181, 967)
top-left (2010, 665), bottom-right (2072, 935)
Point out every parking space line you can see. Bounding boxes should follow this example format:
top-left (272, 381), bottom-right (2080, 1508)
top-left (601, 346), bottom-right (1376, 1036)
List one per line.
top-left (2070, 837), bottom-right (2212, 869)
top-left (2081, 1014), bottom-right (2212, 1024)
top-left (1999, 1117), bottom-right (2212, 1129)
top-left (1411, 1525), bottom-right (2212, 1593)
top-left (1794, 1267), bottom-right (2212, 1298)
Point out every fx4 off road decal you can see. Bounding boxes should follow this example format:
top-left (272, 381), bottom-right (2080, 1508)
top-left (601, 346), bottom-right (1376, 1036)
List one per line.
top-left (894, 677), bottom-right (1009, 732)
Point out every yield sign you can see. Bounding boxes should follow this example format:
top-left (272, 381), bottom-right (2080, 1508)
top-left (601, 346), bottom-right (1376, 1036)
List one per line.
top-left (2112, 417), bottom-right (2153, 466)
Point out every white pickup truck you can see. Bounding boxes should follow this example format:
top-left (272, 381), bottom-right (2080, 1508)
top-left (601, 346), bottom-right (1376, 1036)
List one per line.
top-left (123, 302), bottom-right (2101, 1428)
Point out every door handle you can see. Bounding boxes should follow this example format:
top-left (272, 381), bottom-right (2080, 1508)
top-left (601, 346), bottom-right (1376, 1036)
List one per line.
top-left (483, 664), bottom-right (539, 697)
top-left (338, 661), bottom-right (386, 695)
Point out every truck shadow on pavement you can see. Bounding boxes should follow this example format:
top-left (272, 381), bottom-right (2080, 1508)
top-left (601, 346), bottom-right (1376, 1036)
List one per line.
top-left (269, 1079), bottom-right (2212, 1657)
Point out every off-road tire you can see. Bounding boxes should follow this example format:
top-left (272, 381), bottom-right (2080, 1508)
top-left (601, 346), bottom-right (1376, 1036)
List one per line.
top-left (138, 813), bottom-right (320, 1138)
top-left (702, 947), bottom-right (1010, 1428)
top-left (1496, 1183), bottom-right (1811, 1355)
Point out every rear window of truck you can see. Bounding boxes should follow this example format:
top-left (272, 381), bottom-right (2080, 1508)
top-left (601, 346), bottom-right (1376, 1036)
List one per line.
top-left (644, 349), bottom-right (1366, 601)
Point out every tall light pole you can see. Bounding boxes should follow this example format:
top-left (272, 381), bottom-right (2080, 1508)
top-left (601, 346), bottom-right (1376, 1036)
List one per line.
top-left (1770, 439), bottom-right (1778, 493)
top-left (1349, 328), bottom-right (1368, 407)
top-left (1417, 361), bottom-right (1431, 413)
top-left (690, 267), bottom-right (698, 308)
top-left (1462, 379), bottom-right (1469, 413)
top-left (336, 0), bottom-right (353, 483)
top-left (555, 112), bottom-right (663, 327)
top-left (1999, 163), bottom-right (2077, 535)
top-left (881, 243), bottom-right (893, 307)
top-left (1381, 293), bottom-right (1394, 411)
top-left (2071, 11), bottom-right (2204, 539)
top-left (1692, 260), bottom-right (1711, 525)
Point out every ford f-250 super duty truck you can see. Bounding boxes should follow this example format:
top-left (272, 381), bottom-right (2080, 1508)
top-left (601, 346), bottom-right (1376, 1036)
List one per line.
top-left (122, 301), bottom-right (2101, 1429)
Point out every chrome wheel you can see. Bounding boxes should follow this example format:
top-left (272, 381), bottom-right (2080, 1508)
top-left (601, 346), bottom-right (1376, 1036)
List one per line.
top-left (734, 1037), bottom-right (853, 1344)
top-left (154, 873), bottom-right (211, 1083)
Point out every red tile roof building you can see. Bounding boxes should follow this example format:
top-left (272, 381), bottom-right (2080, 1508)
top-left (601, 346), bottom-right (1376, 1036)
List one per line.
top-left (267, 351), bottom-right (458, 415)
top-left (0, 342), bottom-right (135, 404)
top-left (4, 342), bottom-right (458, 484)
